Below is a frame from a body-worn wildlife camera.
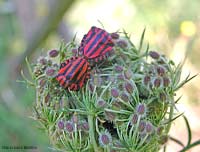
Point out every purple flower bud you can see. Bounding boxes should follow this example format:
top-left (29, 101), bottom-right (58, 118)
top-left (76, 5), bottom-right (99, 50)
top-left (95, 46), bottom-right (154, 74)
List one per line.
top-left (146, 122), bottom-right (154, 134)
top-left (111, 32), bottom-right (119, 39)
top-left (112, 99), bottom-right (122, 109)
top-left (38, 79), bottom-right (46, 88)
top-left (120, 92), bottom-right (129, 102)
top-left (57, 120), bottom-right (64, 129)
top-left (45, 67), bottom-right (56, 78)
top-left (72, 114), bottom-right (78, 124)
top-left (99, 131), bottom-right (112, 147)
top-left (114, 65), bottom-right (124, 72)
top-left (117, 40), bottom-right (128, 48)
top-left (143, 75), bottom-right (151, 86)
top-left (117, 74), bottom-right (125, 81)
top-left (124, 81), bottom-right (134, 94)
top-left (71, 48), bottom-right (78, 56)
top-left (105, 111), bottom-right (116, 121)
top-left (97, 99), bottom-right (107, 108)
top-left (38, 57), bottom-right (47, 65)
top-left (149, 51), bottom-right (160, 59)
top-left (136, 103), bottom-right (147, 116)
top-left (156, 66), bottom-right (165, 76)
top-left (111, 88), bottom-right (119, 98)
top-left (45, 93), bottom-right (51, 103)
top-left (159, 135), bottom-right (168, 145)
top-left (153, 77), bottom-right (161, 88)
top-left (88, 81), bottom-right (94, 92)
top-left (65, 121), bottom-right (74, 133)
top-left (81, 121), bottom-right (89, 132)
top-left (163, 77), bottom-right (170, 87)
top-left (139, 121), bottom-right (146, 132)
top-left (159, 92), bottom-right (167, 102)
top-left (156, 126), bottom-right (164, 135)
top-left (124, 69), bottom-right (132, 80)
top-left (48, 49), bottom-right (59, 58)
top-left (130, 113), bottom-right (138, 125)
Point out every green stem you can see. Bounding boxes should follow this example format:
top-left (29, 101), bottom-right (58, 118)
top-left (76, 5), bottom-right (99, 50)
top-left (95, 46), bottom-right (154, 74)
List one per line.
top-left (180, 140), bottom-right (200, 152)
top-left (165, 99), bottom-right (174, 133)
top-left (88, 115), bottom-right (98, 152)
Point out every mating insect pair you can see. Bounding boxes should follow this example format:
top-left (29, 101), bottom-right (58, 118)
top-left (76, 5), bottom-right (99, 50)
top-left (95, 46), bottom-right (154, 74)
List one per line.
top-left (56, 26), bottom-right (114, 91)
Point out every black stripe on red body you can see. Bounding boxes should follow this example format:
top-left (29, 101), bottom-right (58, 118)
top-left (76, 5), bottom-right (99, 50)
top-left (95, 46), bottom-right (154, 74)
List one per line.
top-left (79, 26), bottom-right (114, 61)
top-left (56, 57), bottom-right (90, 91)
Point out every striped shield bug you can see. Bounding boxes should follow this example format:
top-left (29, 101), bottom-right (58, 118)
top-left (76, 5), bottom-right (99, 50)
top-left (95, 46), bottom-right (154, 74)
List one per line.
top-left (56, 56), bottom-right (91, 91)
top-left (79, 26), bottom-right (114, 62)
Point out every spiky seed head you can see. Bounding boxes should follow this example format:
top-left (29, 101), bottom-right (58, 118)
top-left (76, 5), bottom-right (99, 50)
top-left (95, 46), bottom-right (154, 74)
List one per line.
top-left (48, 49), bottom-right (59, 58)
top-left (149, 51), bottom-right (160, 59)
top-left (99, 131), bottom-right (112, 147)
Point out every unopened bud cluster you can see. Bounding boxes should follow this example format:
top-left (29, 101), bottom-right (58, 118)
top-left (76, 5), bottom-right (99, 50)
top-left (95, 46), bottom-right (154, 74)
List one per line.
top-left (27, 29), bottom-right (191, 152)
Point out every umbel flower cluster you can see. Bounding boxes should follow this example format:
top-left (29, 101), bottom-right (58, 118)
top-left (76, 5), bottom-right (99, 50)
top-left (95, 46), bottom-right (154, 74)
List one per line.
top-left (23, 27), bottom-right (196, 152)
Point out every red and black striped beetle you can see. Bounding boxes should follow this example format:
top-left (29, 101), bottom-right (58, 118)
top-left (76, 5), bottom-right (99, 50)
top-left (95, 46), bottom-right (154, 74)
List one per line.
top-left (79, 26), bottom-right (114, 62)
top-left (56, 26), bottom-right (114, 91)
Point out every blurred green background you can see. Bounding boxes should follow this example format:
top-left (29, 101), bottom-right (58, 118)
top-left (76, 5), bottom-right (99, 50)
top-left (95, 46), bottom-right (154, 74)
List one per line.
top-left (0, 0), bottom-right (200, 151)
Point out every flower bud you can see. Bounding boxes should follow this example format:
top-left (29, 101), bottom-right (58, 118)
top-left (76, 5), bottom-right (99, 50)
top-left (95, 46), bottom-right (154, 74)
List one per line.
top-left (57, 120), bottom-right (64, 129)
top-left (159, 135), bottom-right (168, 145)
top-left (65, 121), bottom-right (74, 133)
top-left (117, 40), bottom-right (128, 48)
top-left (163, 76), bottom-right (170, 87)
top-left (48, 49), bottom-right (59, 58)
top-left (38, 57), bottom-right (47, 65)
top-left (114, 65), bottom-right (123, 72)
top-left (124, 81), bottom-right (134, 94)
top-left (124, 69), bottom-right (133, 80)
top-left (120, 92), bottom-right (129, 102)
top-left (156, 126), bottom-right (164, 135)
top-left (97, 99), bottom-right (107, 108)
top-left (111, 32), bottom-right (119, 39)
top-left (139, 121), bottom-right (146, 132)
top-left (81, 121), bottom-right (89, 132)
top-left (111, 88), bottom-right (119, 98)
top-left (105, 111), bottom-right (116, 121)
top-left (99, 131), bottom-right (112, 147)
top-left (149, 51), bottom-right (160, 59)
top-left (143, 75), bottom-right (151, 86)
top-left (156, 66), bottom-right (165, 76)
top-left (130, 113), bottom-right (138, 126)
top-left (159, 92), bottom-right (167, 102)
top-left (153, 77), bottom-right (161, 88)
top-left (45, 67), bottom-right (56, 78)
top-left (136, 103), bottom-right (147, 117)
top-left (145, 122), bottom-right (154, 134)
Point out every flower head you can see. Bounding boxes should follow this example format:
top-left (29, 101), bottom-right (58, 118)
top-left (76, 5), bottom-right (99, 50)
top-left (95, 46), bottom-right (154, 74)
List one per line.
top-left (149, 51), bottom-right (160, 59)
top-left (48, 49), bottom-right (59, 58)
top-left (65, 121), bottom-right (74, 133)
top-left (136, 103), bottom-right (147, 117)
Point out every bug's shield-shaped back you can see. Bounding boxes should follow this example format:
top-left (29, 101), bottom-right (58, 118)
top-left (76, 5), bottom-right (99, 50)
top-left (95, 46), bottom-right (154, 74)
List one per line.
top-left (79, 26), bottom-right (114, 61)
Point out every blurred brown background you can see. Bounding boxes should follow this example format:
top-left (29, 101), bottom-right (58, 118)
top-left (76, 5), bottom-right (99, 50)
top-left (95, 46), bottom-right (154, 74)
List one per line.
top-left (0, 0), bottom-right (200, 151)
